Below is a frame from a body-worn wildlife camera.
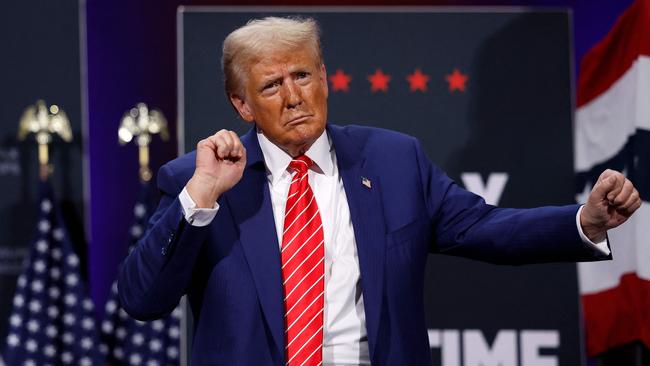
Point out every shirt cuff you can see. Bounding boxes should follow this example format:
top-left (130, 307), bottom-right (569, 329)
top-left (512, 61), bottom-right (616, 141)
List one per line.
top-left (576, 205), bottom-right (610, 255)
top-left (178, 186), bottom-right (219, 227)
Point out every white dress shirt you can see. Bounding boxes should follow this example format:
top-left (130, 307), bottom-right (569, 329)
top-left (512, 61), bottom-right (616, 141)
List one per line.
top-left (177, 129), bottom-right (609, 366)
top-left (180, 129), bottom-right (370, 365)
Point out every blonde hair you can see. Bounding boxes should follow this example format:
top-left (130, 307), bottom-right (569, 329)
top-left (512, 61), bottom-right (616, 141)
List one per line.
top-left (222, 16), bottom-right (323, 96)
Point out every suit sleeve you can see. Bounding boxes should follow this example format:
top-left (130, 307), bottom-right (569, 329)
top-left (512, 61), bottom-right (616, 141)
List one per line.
top-left (412, 138), bottom-right (611, 265)
top-left (118, 163), bottom-right (211, 320)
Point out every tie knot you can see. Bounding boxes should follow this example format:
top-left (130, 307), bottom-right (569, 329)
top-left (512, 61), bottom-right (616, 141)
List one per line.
top-left (289, 155), bottom-right (313, 174)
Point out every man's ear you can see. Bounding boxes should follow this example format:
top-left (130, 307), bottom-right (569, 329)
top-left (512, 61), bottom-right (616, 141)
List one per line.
top-left (229, 93), bottom-right (255, 123)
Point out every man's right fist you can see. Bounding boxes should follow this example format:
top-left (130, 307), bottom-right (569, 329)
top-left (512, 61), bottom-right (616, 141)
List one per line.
top-left (186, 129), bottom-right (246, 208)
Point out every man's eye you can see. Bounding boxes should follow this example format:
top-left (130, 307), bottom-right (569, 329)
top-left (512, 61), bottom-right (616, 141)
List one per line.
top-left (296, 72), bottom-right (309, 79)
top-left (263, 81), bottom-right (280, 90)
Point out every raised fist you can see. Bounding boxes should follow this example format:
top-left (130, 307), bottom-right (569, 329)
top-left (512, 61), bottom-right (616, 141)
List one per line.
top-left (580, 169), bottom-right (641, 242)
top-left (186, 129), bottom-right (246, 208)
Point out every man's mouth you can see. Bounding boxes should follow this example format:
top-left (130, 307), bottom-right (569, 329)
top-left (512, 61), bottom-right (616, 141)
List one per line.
top-left (286, 114), bottom-right (312, 124)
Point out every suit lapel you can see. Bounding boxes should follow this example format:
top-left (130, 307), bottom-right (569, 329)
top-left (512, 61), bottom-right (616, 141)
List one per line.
top-left (328, 125), bottom-right (386, 360)
top-left (224, 128), bottom-right (285, 360)
top-left (225, 125), bottom-right (387, 361)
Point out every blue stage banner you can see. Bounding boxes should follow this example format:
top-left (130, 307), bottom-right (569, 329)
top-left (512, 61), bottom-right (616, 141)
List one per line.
top-left (180, 8), bottom-right (579, 365)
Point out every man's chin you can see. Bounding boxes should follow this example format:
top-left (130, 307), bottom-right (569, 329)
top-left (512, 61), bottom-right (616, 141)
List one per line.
top-left (285, 133), bottom-right (321, 157)
top-left (289, 120), bottom-right (323, 137)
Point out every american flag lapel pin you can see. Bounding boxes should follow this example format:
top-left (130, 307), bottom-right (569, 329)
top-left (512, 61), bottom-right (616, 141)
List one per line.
top-left (361, 176), bottom-right (372, 189)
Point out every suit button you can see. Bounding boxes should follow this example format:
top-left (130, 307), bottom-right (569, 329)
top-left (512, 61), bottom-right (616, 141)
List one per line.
top-left (162, 232), bottom-right (175, 255)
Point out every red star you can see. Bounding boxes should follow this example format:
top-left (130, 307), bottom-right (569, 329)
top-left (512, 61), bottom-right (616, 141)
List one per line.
top-left (329, 69), bottom-right (352, 92)
top-left (367, 69), bottom-right (391, 93)
top-left (406, 69), bottom-right (430, 92)
top-left (445, 68), bottom-right (468, 92)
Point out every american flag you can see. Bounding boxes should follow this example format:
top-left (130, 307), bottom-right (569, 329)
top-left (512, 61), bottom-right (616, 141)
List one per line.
top-left (1, 181), bottom-right (103, 365)
top-left (100, 182), bottom-right (182, 365)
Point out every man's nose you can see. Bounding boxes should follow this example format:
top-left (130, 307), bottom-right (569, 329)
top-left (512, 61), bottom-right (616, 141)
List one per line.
top-left (283, 79), bottom-right (302, 109)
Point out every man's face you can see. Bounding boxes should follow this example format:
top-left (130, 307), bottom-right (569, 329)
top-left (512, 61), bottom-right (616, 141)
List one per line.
top-left (230, 48), bottom-right (328, 157)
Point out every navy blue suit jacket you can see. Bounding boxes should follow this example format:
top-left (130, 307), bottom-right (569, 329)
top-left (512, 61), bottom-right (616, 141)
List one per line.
top-left (119, 124), bottom-right (606, 365)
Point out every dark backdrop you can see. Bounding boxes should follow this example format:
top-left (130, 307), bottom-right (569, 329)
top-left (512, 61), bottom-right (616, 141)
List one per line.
top-left (0, 0), bottom-right (84, 341)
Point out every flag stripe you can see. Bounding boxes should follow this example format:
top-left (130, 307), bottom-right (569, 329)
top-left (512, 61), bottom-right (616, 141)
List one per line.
top-left (582, 273), bottom-right (650, 356)
top-left (576, 1), bottom-right (650, 357)
top-left (575, 56), bottom-right (650, 171)
top-left (577, 0), bottom-right (650, 107)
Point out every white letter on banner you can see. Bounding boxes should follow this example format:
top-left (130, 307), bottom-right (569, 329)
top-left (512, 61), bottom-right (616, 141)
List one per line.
top-left (520, 330), bottom-right (559, 366)
top-left (428, 329), bottom-right (460, 366)
top-left (464, 329), bottom-right (516, 366)
top-left (429, 329), bottom-right (441, 346)
top-left (460, 173), bottom-right (509, 205)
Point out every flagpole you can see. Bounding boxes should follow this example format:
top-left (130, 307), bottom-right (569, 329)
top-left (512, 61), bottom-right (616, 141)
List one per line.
top-left (7, 100), bottom-right (104, 365)
top-left (118, 102), bottom-right (169, 183)
top-left (98, 103), bottom-right (179, 366)
top-left (17, 100), bottom-right (73, 181)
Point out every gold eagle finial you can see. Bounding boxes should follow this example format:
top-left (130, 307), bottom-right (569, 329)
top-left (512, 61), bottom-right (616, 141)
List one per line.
top-left (18, 100), bottom-right (73, 180)
top-left (118, 103), bottom-right (169, 182)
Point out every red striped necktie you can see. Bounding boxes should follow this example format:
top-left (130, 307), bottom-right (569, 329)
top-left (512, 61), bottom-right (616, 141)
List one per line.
top-left (281, 155), bottom-right (325, 366)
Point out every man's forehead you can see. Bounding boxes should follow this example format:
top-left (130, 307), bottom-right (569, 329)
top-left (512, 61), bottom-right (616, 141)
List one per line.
top-left (247, 50), bottom-right (320, 76)
top-left (252, 48), bottom-right (316, 66)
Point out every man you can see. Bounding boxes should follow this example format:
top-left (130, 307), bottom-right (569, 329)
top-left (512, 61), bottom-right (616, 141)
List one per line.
top-left (118, 17), bottom-right (641, 365)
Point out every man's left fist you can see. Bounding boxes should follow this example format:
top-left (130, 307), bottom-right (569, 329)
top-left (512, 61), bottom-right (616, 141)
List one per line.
top-left (580, 169), bottom-right (642, 242)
